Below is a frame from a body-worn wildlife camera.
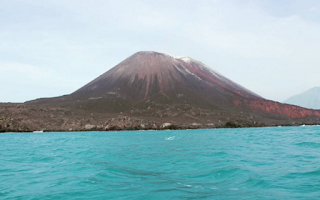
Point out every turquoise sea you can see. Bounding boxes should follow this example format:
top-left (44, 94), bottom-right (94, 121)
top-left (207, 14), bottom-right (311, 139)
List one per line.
top-left (1, 126), bottom-right (320, 199)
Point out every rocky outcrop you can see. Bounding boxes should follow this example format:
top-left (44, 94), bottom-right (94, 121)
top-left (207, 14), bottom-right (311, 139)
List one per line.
top-left (160, 123), bottom-right (172, 129)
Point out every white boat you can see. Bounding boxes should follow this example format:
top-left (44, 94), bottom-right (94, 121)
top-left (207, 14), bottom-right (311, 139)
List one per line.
top-left (33, 130), bottom-right (44, 133)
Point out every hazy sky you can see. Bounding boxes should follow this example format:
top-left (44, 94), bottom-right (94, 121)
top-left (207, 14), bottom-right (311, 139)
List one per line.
top-left (1, 0), bottom-right (320, 102)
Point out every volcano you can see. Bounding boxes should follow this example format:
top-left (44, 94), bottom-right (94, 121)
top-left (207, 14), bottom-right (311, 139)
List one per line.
top-left (70, 51), bottom-right (261, 108)
top-left (5, 51), bottom-right (319, 132)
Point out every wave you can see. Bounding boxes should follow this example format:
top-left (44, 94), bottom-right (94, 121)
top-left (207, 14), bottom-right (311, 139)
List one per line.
top-left (296, 142), bottom-right (320, 147)
top-left (286, 169), bottom-right (320, 177)
top-left (240, 177), bottom-right (270, 188)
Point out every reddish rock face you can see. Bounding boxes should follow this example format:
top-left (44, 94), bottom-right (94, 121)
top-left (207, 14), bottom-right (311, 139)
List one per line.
top-left (234, 99), bottom-right (320, 119)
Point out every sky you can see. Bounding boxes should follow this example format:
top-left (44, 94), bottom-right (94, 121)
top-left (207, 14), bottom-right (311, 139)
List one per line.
top-left (1, 0), bottom-right (320, 103)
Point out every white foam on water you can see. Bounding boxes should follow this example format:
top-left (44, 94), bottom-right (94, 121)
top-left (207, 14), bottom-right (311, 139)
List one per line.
top-left (165, 136), bottom-right (175, 140)
top-left (211, 187), bottom-right (219, 190)
top-left (33, 130), bottom-right (44, 133)
top-left (178, 183), bottom-right (192, 188)
top-left (230, 188), bottom-right (239, 191)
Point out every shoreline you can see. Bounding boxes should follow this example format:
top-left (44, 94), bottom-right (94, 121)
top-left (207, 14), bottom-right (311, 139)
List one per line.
top-left (1, 123), bottom-right (319, 134)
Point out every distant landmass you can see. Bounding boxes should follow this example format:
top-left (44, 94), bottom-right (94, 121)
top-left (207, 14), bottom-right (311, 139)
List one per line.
top-left (284, 87), bottom-right (320, 110)
top-left (1, 51), bottom-right (320, 132)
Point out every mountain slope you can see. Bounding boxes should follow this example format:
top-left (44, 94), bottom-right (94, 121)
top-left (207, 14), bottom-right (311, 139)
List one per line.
top-left (72, 51), bottom-right (261, 105)
top-left (284, 87), bottom-right (320, 110)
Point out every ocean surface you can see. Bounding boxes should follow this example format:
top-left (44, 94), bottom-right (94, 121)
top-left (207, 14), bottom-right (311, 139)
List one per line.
top-left (1, 126), bottom-right (320, 200)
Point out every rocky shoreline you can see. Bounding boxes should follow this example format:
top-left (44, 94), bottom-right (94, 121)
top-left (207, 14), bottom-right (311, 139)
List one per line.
top-left (0, 116), bottom-right (265, 133)
top-left (2, 123), bottom-right (319, 133)
top-left (1, 103), bottom-right (319, 133)
top-left (1, 116), bottom-right (318, 133)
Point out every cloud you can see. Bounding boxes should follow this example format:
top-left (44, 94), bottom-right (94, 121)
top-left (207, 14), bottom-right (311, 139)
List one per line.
top-left (310, 6), bottom-right (320, 12)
